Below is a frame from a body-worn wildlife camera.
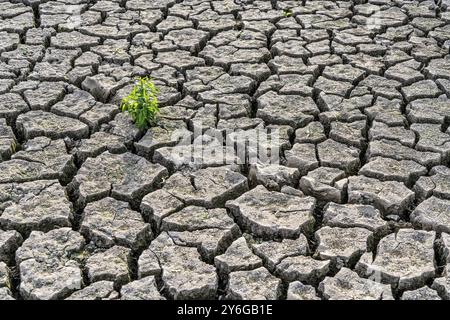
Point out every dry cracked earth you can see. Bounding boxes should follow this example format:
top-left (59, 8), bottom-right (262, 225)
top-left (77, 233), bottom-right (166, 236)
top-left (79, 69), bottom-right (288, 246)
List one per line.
top-left (0, 0), bottom-right (449, 301)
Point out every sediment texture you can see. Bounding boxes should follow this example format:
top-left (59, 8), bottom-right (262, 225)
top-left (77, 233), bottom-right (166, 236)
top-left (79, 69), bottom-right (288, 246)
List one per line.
top-left (0, 0), bottom-right (449, 300)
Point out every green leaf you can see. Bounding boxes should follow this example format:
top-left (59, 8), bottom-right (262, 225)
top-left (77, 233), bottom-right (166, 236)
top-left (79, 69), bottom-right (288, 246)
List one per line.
top-left (120, 77), bottom-right (160, 130)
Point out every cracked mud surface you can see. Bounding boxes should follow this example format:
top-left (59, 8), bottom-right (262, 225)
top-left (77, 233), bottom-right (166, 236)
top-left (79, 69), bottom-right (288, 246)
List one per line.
top-left (0, 0), bottom-right (449, 300)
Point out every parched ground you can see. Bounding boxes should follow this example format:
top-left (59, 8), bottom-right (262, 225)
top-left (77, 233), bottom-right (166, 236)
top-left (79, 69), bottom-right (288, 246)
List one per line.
top-left (0, 0), bottom-right (449, 301)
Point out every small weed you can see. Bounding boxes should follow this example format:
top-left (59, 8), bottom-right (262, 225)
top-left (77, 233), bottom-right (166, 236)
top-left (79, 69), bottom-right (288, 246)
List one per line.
top-left (10, 140), bottom-right (16, 153)
top-left (201, 211), bottom-right (209, 220)
top-left (113, 48), bottom-right (125, 55)
top-left (69, 250), bottom-right (90, 264)
top-left (283, 9), bottom-right (293, 17)
top-left (121, 77), bottom-right (160, 130)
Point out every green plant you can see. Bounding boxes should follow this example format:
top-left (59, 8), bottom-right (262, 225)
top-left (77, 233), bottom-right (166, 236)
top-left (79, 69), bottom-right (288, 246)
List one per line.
top-left (283, 9), bottom-right (293, 17)
top-left (121, 77), bottom-right (160, 130)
